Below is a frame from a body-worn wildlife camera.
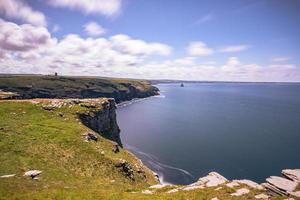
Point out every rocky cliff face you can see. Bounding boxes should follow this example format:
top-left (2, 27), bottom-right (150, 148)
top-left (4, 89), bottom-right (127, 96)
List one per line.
top-left (77, 98), bottom-right (122, 146)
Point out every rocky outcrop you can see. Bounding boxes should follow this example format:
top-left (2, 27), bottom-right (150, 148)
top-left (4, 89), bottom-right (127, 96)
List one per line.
top-left (78, 98), bottom-right (122, 146)
top-left (262, 169), bottom-right (300, 197)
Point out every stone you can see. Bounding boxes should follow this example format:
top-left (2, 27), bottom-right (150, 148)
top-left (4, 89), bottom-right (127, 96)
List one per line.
top-left (211, 198), bottom-right (219, 200)
top-left (115, 159), bottom-right (134, 180)
top-left (282, 169), bottom-right (300, 182)
top-left (142, 190), bottom-right (153, 194)
top-left (266, 176), bottom-right (298, 192)
top-left (82, 132), bottom-right (98, 142)
top-left (230, 188), bottom-right (250, 196)
top-left (215, 187), bottom-right (222, 191)
top-left (234, 179), bottom-right (264, 190)
top-left (182, 185), bottom-right (204, 191)
top-left (112, 144), bottom-right (120, 153)
top-left (24, 170), bottom-right (42, 179)
top-left (192, 172), bottom-right (228, 187)
top-left (255, 193), bottom-right (270, 199)
top-left (0, 174), bottom-right (15, 178)
top-left (226, 181), bottom-right (240, 188)
top-left (289, 191), bottom-right (300, 197)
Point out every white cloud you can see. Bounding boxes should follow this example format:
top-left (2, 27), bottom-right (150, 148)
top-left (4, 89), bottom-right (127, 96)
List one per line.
top-left (219, 45), bottom-right (250, 53)
top-left (47, 0), bottom-right (122, 16)
top-left (84, 21), bottom-right (106, 36)
top-left (0, 19), bottom-right (53, 51)
top-left (187, 41), bottom-right (214, 56)
top-left (271, 56), bottom-right (291, 62)
top-left (110, 34), bottom-right (172, 56)
top-left (0, 20), bottom-right (299, 82)
top-left (0, 0), bottom-right (47, 26)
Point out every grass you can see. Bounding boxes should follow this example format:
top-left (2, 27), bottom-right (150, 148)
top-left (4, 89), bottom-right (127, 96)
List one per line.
top-left (0, 75), bottom-right (157, 102)
top-left (0, 100), bottom-right (287, 199)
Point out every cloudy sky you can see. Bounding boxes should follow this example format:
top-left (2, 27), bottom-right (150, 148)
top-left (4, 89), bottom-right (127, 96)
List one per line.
top-left (0, 0), bottom-right (300, 82)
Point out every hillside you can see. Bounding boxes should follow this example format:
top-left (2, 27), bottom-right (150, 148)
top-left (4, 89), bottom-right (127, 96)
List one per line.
top-left (0, 75), bottom-right (159, 103)
top-left (0, 99), bottom-right (296, 199)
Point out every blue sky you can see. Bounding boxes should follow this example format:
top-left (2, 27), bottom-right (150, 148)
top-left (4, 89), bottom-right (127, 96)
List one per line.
top-left (0, 0), bottom-right (300, 81)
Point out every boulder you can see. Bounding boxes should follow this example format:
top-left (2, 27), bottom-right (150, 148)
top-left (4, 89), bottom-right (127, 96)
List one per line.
top-left (266, 176), bottom-right (297, 192)
top-left (24, 170), bottom-right (42, 179)
top-left (115, 159), bottom-right (134, 180)
top-left (255, 193), bottom-right (269, 199)
top-left (191, 172), bottom-right (228, 187)
top-left (233, 179), bottom-right (264, 190)
top-left (230, 188), bottom-right (250, 196)
top-left (82, 132), bottom-right (98, 142)
top-left (282, 169), bottom-right (300, 182)
top-left (226, 181), bottom-right (240, 188)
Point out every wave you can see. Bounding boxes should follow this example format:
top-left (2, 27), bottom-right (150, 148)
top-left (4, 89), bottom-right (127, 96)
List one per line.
top-left (125, 144), bottom-right (194, 185)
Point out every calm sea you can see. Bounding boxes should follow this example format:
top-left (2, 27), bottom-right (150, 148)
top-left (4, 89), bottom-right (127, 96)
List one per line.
top-left (117, 83), bottom-right (300, 185)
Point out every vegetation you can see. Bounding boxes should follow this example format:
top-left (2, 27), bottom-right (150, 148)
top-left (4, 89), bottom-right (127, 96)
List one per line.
top-left (0, 75), bottom-right (158, 102)
top-left (0, 100), bottom-right (286, 199)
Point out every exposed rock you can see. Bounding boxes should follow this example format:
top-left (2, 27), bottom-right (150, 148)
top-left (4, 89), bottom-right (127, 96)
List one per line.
top-left (230, 188), bottom-right (250, 196)
top-left (82, 132), bottom-right (98, 142)
top-left (233, 179), bottom-right (264, 190)
top-left (263, 176), bottom-right (298, 196)
top-left (142, 190), bottom-right (153, 194)
top-left (112, 144), bottom-right (120, 153)
top-left (24, 170), bottom-right (42, 179)
top-left (78, 99), bottom-right (122, 146)
top-left (226, 181), bottom-right (239, 188)
top-left (255, 193), bottom-right (270, 199)
top-left (191, 172), bottom-right (228, 187)
top-left (182, 185), bottom-right (204, 191)
top-left (215, 187), bottom-right (222, 191)
top-left (289, 191), bottom-right (300, 197)
top-left (0, 174), bottom-right (15, 178)
top-left (115, 159), bottom-right (134, 180)
top-left (211, 198), bottom-right (219, 200)
top-left (282, 169), bottom-right (300, 182)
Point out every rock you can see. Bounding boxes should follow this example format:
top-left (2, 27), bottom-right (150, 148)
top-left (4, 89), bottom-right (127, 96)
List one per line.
top-left (289, 191), bottom-right (300, 197)
top-left (0, 174), bottom-right (15, 178)
top-left (226, 181), bottom-right (240, 188)
top-left (167, 188), bottom-right (179, 193)
top-left (115, 159), bottom-right (134, 180)
top-left (215, 187), bottom-right (222, 191)
top-left (265, 176), bottom-right (298, 193)
top-left (255, 193), bottom-right (270, 199)
top-left (230, 188), bottom-right (250, 196)
top-left (182, 185), bottom-right (204, 191)
top-left (58, 112), bottom-right (64, 117)
top-left (82, 132), bottom-right (98, 142)
top-left (282, 169), bottom-right (300, 182)
top-left (112, 144), bottom-right (120, 153)
top-left (100, 151), bottom-right (105, 155)
top-left (142, 190), bottom-right (153, 194)
top-left (191, 172), bottom-right (228, 187)
top-left (211, 198), bottom-right (219, 200)
top-left (149, 184), bottom-right (168, 189)
top-left (24, 170), bottom-right (42, 179)
top-left (233, 179), bottom-right (264, 190)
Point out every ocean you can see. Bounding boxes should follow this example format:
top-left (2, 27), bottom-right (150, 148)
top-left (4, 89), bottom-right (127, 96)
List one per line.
top-left (117, 83), bottom-right (300, 185)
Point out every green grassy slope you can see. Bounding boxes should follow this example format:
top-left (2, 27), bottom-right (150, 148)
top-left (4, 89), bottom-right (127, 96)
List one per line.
top-left (0, 75), bottom-right (159, 102)
top-left (0, 100), bottom-right (286, 200)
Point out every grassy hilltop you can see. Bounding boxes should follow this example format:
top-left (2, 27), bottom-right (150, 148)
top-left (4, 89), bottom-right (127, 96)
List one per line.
top-left (0, 75), bottom-right (159, 103)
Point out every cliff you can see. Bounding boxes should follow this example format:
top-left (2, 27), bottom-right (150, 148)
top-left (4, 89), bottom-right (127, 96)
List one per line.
top-left (0, 75), bottom-right (159, 103)
top-left (0, 99), bottom-right (299, 199)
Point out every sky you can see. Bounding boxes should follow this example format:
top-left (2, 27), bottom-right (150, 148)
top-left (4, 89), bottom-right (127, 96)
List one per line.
top-left (0, 0), bottom-right (300, 82)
